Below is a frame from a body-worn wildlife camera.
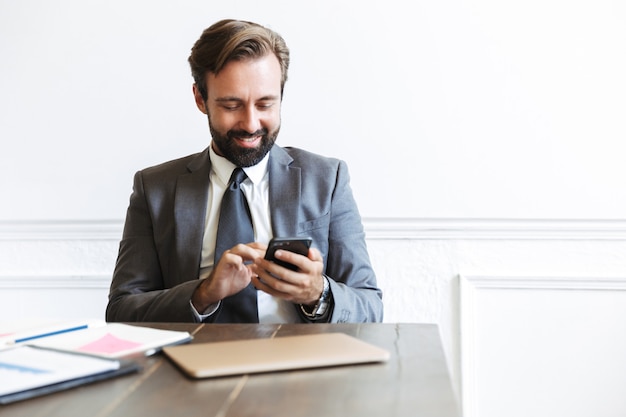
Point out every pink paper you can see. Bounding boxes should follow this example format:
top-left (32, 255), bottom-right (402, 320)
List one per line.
top-left (77, 333), bottom-right (143, 355)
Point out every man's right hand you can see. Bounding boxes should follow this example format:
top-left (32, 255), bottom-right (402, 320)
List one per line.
top-left (191, 243), bottom-right (264, 313)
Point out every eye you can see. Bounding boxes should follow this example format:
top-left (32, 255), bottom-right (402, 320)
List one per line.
top-left (221, 103), bottom-right (241, 111)
top-left (257, 102), bottom-right (275, 110)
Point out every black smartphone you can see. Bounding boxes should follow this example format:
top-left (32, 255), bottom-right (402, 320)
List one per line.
top-left (264, 237), bottom-right (312, 271)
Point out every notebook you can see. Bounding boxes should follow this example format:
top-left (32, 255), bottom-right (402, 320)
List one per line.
top-left (0, 345), bottom-right (140, 404)
top-left (1, 321), bottom-right (192, 359)
top-left (26, 323), bottom-right (193, 358)
top-left (162, 332), bottom-right (390, 379)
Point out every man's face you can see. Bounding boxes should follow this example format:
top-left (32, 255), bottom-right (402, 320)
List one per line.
top-left (193, 54), bottom-right (282, 167)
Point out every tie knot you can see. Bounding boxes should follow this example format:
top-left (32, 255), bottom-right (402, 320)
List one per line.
top-left (229, 168), bottom-right (247, 187)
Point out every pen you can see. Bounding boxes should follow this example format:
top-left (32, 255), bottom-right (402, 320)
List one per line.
top-left (9, 324), bottom-right (90, 344)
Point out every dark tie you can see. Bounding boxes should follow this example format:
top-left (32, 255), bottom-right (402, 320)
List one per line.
top-left (214, 168), bottom-right (258, 322)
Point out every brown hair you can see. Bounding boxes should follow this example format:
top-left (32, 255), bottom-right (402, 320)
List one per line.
top-left (188, 19), bottom-right (290, 101)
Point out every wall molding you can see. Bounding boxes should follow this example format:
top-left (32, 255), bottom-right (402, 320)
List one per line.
top-left (461, 274), bottom-right (626, 291)
top-left (363, 217), bottom-right (626, 240)
top-left (0, 274), bottom-right (111, 289)
top-left (459, 274), bottom-right (626, 417)
top-left (0, 220), bottom-right (123, 241)
top-left (2, 218), bottom-right (626, 241)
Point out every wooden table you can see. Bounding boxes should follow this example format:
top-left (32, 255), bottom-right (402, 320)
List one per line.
top-left (2, 323), bottom-right (460, 417)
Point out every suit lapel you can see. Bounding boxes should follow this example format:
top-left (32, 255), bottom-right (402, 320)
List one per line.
top-left (173, 149), bottom-right (210, 282)
top-left (268, 147), bottom-right (300, 237)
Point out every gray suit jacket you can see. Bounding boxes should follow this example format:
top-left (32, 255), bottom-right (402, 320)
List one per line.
top-left (106, 145), bottom-right (383, 323)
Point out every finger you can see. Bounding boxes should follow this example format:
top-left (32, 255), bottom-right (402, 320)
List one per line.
top-left (256, 257), bottom-right (300, 285)
top-left (225, 244), bottom-right (264, 266)
top-left (252, 272), bottom-right (292, 298)
top-left (272, 249), bottom-right (308, 272)
top-left (248, 241), bottom-right (268, 251)
top-left (308, 247), bottom-right (323, 262)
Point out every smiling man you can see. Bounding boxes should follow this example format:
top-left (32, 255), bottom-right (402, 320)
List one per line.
top-left (106, 19), bottom-right (383, 324)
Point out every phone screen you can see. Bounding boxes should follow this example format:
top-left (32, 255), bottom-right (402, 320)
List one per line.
top-left (264, 237), bottom-right (312, 271)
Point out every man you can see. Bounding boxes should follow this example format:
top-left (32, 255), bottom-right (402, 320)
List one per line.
top-left (106, 19), bottom-right (383, 323)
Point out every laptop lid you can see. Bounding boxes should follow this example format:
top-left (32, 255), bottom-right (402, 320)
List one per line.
top-left (162, 332), bottom-right (390, 379)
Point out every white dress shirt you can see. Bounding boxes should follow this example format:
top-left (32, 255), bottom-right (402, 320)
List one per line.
top-left (192, 145), bottom-right (299, 323)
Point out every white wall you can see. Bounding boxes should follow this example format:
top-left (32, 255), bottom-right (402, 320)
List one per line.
top-left (1, 0), bottom-right (625, 220)
top-left (2, 2), bottom-right (626, 416)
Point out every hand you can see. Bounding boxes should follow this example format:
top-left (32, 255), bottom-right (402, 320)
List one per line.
top-left (191, 242), bottom-right (265, 312)
top-left (251, 247), bottom-right (325, 306)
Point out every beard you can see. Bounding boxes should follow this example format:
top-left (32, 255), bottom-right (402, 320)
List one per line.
top-left (209, 118), bottom-right (279, 167)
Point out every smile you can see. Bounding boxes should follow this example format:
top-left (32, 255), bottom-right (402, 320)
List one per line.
top-left (234, 135), bottom-right (262, 148)
top-left (236, 135), bottom-right (261, 142)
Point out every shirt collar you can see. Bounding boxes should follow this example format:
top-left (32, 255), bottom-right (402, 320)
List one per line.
top-left (209, 143), bottom-right (270, 185)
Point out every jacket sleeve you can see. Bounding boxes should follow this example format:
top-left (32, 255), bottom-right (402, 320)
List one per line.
top-left (298, 160), bottom-right (384, 323)
top-left (106, 170), bottom-right (200, 322)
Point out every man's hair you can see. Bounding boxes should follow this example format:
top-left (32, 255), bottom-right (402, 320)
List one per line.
top-left (188, 19), bottom-right (290, 101)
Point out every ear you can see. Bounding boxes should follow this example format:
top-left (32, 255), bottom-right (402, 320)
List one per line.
top-left (192, 84), bottom-right (208, 114)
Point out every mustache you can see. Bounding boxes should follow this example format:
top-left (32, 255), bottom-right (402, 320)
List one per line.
top-left (227, 128), bottom-right (268, 139)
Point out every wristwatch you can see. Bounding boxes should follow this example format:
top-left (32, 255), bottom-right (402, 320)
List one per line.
top-left (300, 277), bottom-right (331, 318)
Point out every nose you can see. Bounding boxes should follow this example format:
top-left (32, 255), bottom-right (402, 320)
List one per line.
top-left (239, 105), bottom-right (262, 133)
